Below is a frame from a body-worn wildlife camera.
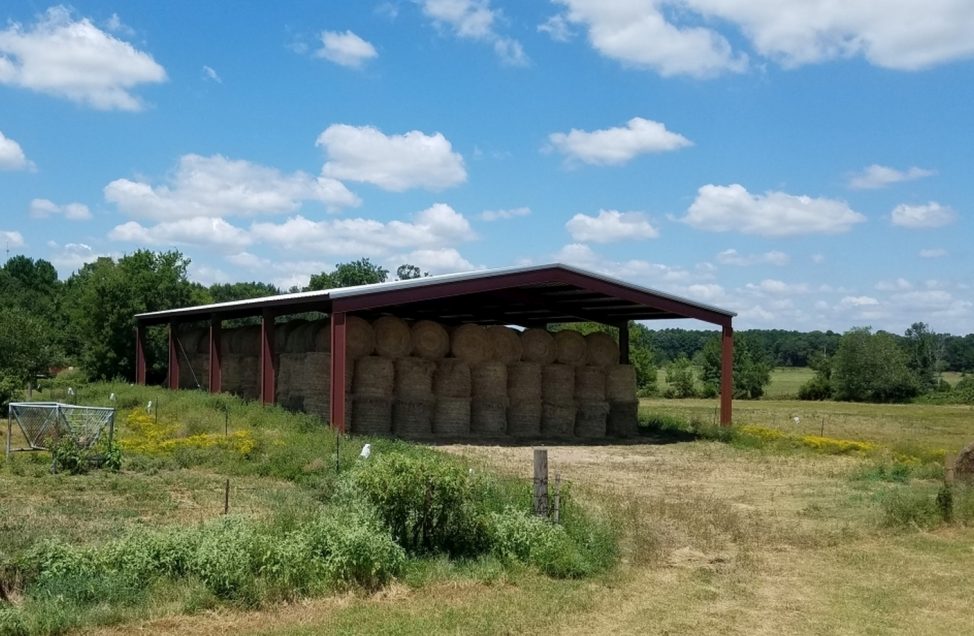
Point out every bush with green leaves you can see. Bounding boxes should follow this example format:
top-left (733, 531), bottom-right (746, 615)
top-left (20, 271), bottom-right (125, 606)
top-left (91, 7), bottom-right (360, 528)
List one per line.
top-left (489, 507), bottom-right (593, 578)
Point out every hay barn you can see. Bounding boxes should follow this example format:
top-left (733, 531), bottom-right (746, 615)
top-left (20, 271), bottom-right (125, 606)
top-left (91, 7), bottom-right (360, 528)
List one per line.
top-left (134, 264), bottom-right (736, 440)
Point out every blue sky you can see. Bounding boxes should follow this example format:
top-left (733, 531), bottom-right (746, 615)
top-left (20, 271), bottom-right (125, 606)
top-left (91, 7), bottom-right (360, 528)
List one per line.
top-left (1, 1), bottom-right (971, 333)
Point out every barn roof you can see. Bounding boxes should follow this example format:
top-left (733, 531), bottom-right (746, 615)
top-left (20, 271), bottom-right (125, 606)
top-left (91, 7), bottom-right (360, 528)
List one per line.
top-left (135, 263), bottom-right (735, 327)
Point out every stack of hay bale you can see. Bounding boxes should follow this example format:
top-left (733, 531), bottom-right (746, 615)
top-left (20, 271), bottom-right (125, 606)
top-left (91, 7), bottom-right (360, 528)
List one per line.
top-left (175, 325), bottom-right (210, 391)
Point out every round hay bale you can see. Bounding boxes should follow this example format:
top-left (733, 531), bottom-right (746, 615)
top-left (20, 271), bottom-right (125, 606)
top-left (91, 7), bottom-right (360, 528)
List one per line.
top-left (285, 321), bottom-right (319, 353)
top-left (346, 315), bottom-right (375, 359)
top-left (393, 399), bottom-right (434, 440)
top-left (575, 366), bottom-right (606, 401)
top-left (411, 320), bottom-right (450, 359)
top-left (395, 357), bottom-right (436, 400)
top-left (471, 361), bottom-right (507, 399)
top-left (606, 365), bottom-right (637, 402)
top-left (955, 441), bottom-right (974, 483)
top-left (586, 332), bottom-right (619, 367)
top-left (276, 320), bottom-right (307, 353)
top-left (508, 362), bottom-right (542, 401)
top-left (220, 327), bottom-right (236, 355)
top-left (471, 399), bottom-right (509, 436)
top-left (373, 316), bottom-right (412, 358)
top-left (521, 328), bottom-right (556, 364)
top-left (554, 330), bottom-right (587, 366)
top-left (451, 324), bottom-right (488, 365)
top-left (433, 359), bottom-right (471, 397)
top-left (607, 401), bottom-right (640, 438)
top-left (351, 396), bottom-right (392, 435)
top-left (542, 364), bottom-right (574, 404)
top-left (575, 401), bottom-right (609, 438)
top-left (486, 325), bottom-right (522, 364)
top-left (508, 400), bottom-right (542, 438)
top-left (311, 318), bottom-right (331, 352)
top-left (231, 326), bottom-right (261, 355)
top-left (541, 403), bottom-right (575, 438)
top-left (433, 397), bottom-right (471, 437)
top-left (176, 326), bottom-right (203, 356)
top-left (352, 356), bottom-right (394, 397)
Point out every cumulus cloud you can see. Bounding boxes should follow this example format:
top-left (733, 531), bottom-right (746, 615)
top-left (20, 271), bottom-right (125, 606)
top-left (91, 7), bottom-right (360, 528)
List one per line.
top-left (29, 198), bottom-right (91, 220)
top-left (396, 248), bottom-right (476, 274)
top-left (565, 209), bottom-right (659, 243)
top-left (553, 243), bottom-right (700, 286)
top-left (480, 206), bottom-right (530, 221)
top-left (318, 124), bottom-right (467, 191)
top-left (548, 117), bottom-right (692, 166)
top-left (716, 249), bottom-right (789, 266)
top-left (109, 217), bottom-right (252, 249)
top-left (0, 131), bottom-right (33, 170)
top-left (104, 154), bottom-right (359, 221)
top-left (0, 6), bottom-right (166, 110)
top-left (538, 14), bottom-right (574, 42)
top-left (1, 230), bottom-right (25, 248)
top-left (251, 203), bottom-right (476, 256)
top-left (45, 241), bottom-right (108, 274)
top-left (839, 295), bottom-right (880, 307)
top-left (315, 30), bottom-right (378, 68)
top-left (890, 202), bottom-right (956, 228)
top-left (745, 279), bottom-right (809, 295)
top-left (419, 0), bottom-right (527, 65)
top-left (552, 0), bottom-right (747, 77)
top-left (848, 164), bottom-right (935, 189)
top-left (681, 184), bottom-right (866, 236)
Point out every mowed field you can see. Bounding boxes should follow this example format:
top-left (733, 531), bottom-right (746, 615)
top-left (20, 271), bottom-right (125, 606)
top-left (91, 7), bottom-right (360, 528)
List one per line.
top-left (3, 387), bottom-right (974, 635)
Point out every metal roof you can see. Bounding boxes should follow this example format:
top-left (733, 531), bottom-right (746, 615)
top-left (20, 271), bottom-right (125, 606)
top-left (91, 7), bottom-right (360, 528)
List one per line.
top-left (135, 263), bottom-right (735, 327)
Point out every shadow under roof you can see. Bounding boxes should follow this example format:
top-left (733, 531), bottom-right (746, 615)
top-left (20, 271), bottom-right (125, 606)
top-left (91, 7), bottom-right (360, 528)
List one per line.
top-left (135, 263), bottom-right (735, 328)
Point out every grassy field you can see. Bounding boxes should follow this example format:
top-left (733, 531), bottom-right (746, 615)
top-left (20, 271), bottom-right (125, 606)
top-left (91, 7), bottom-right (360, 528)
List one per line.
top-left (3, 385), bottom-right (974, 635)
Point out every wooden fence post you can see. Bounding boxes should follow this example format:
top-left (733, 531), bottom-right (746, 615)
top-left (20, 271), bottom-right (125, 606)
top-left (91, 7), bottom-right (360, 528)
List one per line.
top-left (533, 448), bottom-right (549, 518)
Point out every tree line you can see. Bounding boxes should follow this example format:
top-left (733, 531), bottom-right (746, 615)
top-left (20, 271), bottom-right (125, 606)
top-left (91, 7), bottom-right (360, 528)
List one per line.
top-left (1, 250), bottom-right (971, 407)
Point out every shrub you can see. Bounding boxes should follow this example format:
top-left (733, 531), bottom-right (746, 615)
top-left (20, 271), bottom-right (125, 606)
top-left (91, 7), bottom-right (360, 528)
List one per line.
top-left (881, 488), bottom-right (939, 528)
top-left (50, 436), bottom-right (88, 475)
top-left (798, 373), bottom-right (832, 400)
top-left (346, 453), bottom-right (490, 556)
top-left (489, 507), bottom-right (592, 578)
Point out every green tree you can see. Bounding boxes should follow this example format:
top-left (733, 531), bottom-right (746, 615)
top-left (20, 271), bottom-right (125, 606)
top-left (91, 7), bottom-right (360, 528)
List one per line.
top-left (698, 333), bottom-right (772, 399)
top-left (63, 250), bottom-right (203, 381)
top-left (665, 356), bottom-right (697, 398)
top-left (208, 281), bottom-right (281, 303)
top-left (307, 258), bottom-right (389, 290)
top-left (831, 327), bottom-right (919, 402)
top-left (798, 350), bottom-right (833, 400)
top-left (396, 263), bottom-right (427, 280)
top-left (0, 308), bottom-right (61, 408)
top-left (903, 322), bottom-right (942, 392)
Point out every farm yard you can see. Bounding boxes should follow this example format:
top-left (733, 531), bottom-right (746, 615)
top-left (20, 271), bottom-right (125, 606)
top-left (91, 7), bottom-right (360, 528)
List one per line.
top-left (2, 381), bottom-right (973, 635)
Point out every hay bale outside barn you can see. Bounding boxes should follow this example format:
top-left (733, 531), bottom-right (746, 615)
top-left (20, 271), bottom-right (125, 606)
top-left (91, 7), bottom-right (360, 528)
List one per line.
top-left (607, 401), bottom-right (639, 437)
top-left (606, 365), bottom-right (637, 402)
top-left (575, 401), bottom-right (609, 438)
top-left (395, 356), bottom-right (436, 400)
top-left (508, 362), bottom-right (542, 401)
top-left (554, 330), bottom-right (587, 366)
top-left (411, 320), bottom-right (450, 359)
top-left (521, 328), bottom-right (556, 364)
top-left (373, 316), bottom-right (412, 358)
top-left (486, 325), bottom-right (522, 364)
top-left (585, 332), bottom-right (619, 367)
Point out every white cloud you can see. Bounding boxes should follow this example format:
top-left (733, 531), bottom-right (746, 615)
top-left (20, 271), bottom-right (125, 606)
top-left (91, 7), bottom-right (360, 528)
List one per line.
top-left (919, 248), bottom-right (947, 258)
top-left (552, 0), bottom-right (748, 78)
top-left (419, 0), bottom-right (528, 65)
top-left (681, 184), bottom-right (866, 236)
top-left (29, 198), bottom-right (91, 220)
top-left (745, 279), bottom-right (809, 295)
top-left (875, 278), bottom-right (912, 291)
top-left (315, 30), bottom-right (378, 68)
top-left (45, 241), bottom-right (110, 274)
top-left (201, 65), bottom-right (222, 83)
top-left (0, 6), bottom-right (166, 110)
top-left (848, 164), bottom-right (935, 189)
top-left (104, 154), bottom-right (359, 221)
top-left (890, 202), bottom-right (956, 228)
top-left (552, 1), bottom-right (974, 76)
top-left (538, 14), bottom-right (574, 42)
top-left (1, 230), bottom-right (25, 248)
top-left (565, 209), bottom-right (659, 243)
top-left (480, 206), bottom-right (530, 221)
top-left (109, 217), bottom-right (252, 249)
top-left (839, 295), bottom-right (880, 307)
top-left (251, 203), bottom-right (476, 256)
top-left (716, 249), bottom-right (789, 266)
top-left (552, 243), bottom-right (700, 286)
top-left (811, 253), bottom-right (825, 264)
top-left (318, 124), bottom-right (466, 191)
top-left (0, 131), bottom-right (33, 170)
top-left (548, 117), bottom-right (691, 166)
top-left (396, 248), bottom-right (476, 274)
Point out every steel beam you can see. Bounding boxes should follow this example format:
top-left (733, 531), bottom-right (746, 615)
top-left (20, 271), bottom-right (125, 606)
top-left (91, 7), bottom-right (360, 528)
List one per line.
top-left (720, 324), bottom-right (734, 426)
top-left (330, 312), bottom-right (348, 433)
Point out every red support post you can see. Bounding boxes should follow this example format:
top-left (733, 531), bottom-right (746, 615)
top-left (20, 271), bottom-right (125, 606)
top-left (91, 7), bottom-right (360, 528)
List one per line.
top-left (208, 317), bottom-right (222, 394)
top-left (618, 321), bottom-right (630, 364)
top-left (720, 323), bottom-right (734, 426)
top-left (135, 323), bottom-right (146, 385)
top-left (260, 309), bottom-right (276, 405)
top-left (330, 312), bottom-right (347, 433)
top-left (167, 322), bottom-right (179, 390)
